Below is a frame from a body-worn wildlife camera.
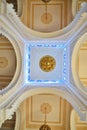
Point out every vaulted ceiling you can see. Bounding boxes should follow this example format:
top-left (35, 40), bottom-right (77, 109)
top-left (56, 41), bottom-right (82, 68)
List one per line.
top-left (0, 1), bottom-right (87, 130)
top-left (0, 32), bottom-right (87, 90)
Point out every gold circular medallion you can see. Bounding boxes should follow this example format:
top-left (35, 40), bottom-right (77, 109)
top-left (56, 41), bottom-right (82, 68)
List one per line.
top-left (41, 13), bottom-right (52, 24)
top-left (40, 103), bottom-right (52, 114)
top-left (0, 57), bottom-right (8, 68)
top-left (39, 55), bottom-right (56, 72)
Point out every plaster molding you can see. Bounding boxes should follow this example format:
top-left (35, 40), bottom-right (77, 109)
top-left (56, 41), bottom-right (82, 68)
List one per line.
top-left (0, 0), bottom-right (7, 14)
top-left (68, 30), bottom-right (87, 102)
top-left (72, 0), bottom-right (78, 17)
top-left (0, 0), bottom-right (87, 102)
top-left (70, 110), bottom-right (76, 130)
top-left (71, 33), bottom-right (87, 96)
top-left (1, 1), bottom-right (87, 39)
top-left (17, 0), bottom-right (23, 17)
top-left (0, 0), bottom-right (87, 127)
top-left (70, 109), bottom-right (87, 130)
top-left (0, 109), bottom-right (5, 127)
top-left (14, 108), bottom-right (20, 130)
top-left (0, 28), bottom-right (22, 95)
top-left (11, 3), bottom-right (87, 40)
top-left (0, 87), bottom-right (87, 127)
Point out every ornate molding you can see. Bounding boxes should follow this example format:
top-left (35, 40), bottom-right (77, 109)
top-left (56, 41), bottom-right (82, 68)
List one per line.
top-left (0, 0), bottom-right (7, 14)
top-left (72, 0), bottom-right (78, 17)
top-left (1, 0), bottom-right (87, 39)
top-left (71, 33), bottom-right (87, 96)
top-left (0, 28), bottom-right (22, 95)
top-left (70, 110), bottom-right (76, 130)
top-left (17, 0), bottom-right (23, 17)
top-left (15, 108), bottom-right (20, 130)
top-left (0, 87), bottom-right (87, 127)
top-left (0, 1), bottom-right (87, 127)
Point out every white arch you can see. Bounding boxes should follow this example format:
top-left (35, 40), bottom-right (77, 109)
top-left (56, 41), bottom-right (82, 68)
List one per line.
top-left (0, 30), bottom-right (22, 94)
top-left (72, 0), bottom-right (79, 17)
top-left (15, 108), bottom-right (21, 130)
top-left (70, 110), bottom-right (76, 130)
top-left (3, 0), bottom-right (87, 39)
top-left (17, 0), bottom-right (23, 17)
top-left (72, 33), bottom-right (87, 96)
top-left (4, 87), bottom-right (86, 123)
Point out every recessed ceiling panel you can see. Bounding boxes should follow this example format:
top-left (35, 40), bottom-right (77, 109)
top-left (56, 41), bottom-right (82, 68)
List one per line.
top-left (26, 0), bottom-right (68, 32)
top-left (26, 41), bottom-right (68, 85)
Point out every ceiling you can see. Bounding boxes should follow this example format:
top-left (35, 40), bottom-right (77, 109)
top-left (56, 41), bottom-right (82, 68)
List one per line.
top-left (19, 94), bottom-right (72, 130)
top-left (5, 0), bottom-right (87, 32)
top-left (0, 1), bottom-right (87, 130)
top-left (0, 36), bottom-right (16, 90)
top-left (0, 0), bottom-right (87, 105)
top-left (21, 0), bottom-right (72, 32)
top-left (0, 37), bottom-right (87, 90)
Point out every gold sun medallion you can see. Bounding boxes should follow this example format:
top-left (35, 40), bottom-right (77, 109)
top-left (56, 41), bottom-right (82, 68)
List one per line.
top-left (0, 57), bottom-right (8, 68)
top-left (39, 55), bottom-right (56, 72)
top-left (41, 13), bottom-right (52, 24)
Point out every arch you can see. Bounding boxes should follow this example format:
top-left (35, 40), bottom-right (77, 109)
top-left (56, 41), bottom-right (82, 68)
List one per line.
top-left (72, 33), bottom-right (87, 95)
top-left (0, 30), bottom-right (22, 94)
top-left (4, 0), bottom-right (87, 38)
top-left (72, 0), bottom-right (78, 17)
top-left (5, 87), bottom-right (86, 122)
top-left (0, 0), bottom-right (87, 40)
top-left (15, 108), bottom-right (20, 130)
top-left (70, 110), bottom-right (76, 130)
top-left (70, 109), bottom-right (87, 130)
top-left (21, 2), bottom-right (87, 38)
top-left (17, 0), bottom-right (23, 17)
